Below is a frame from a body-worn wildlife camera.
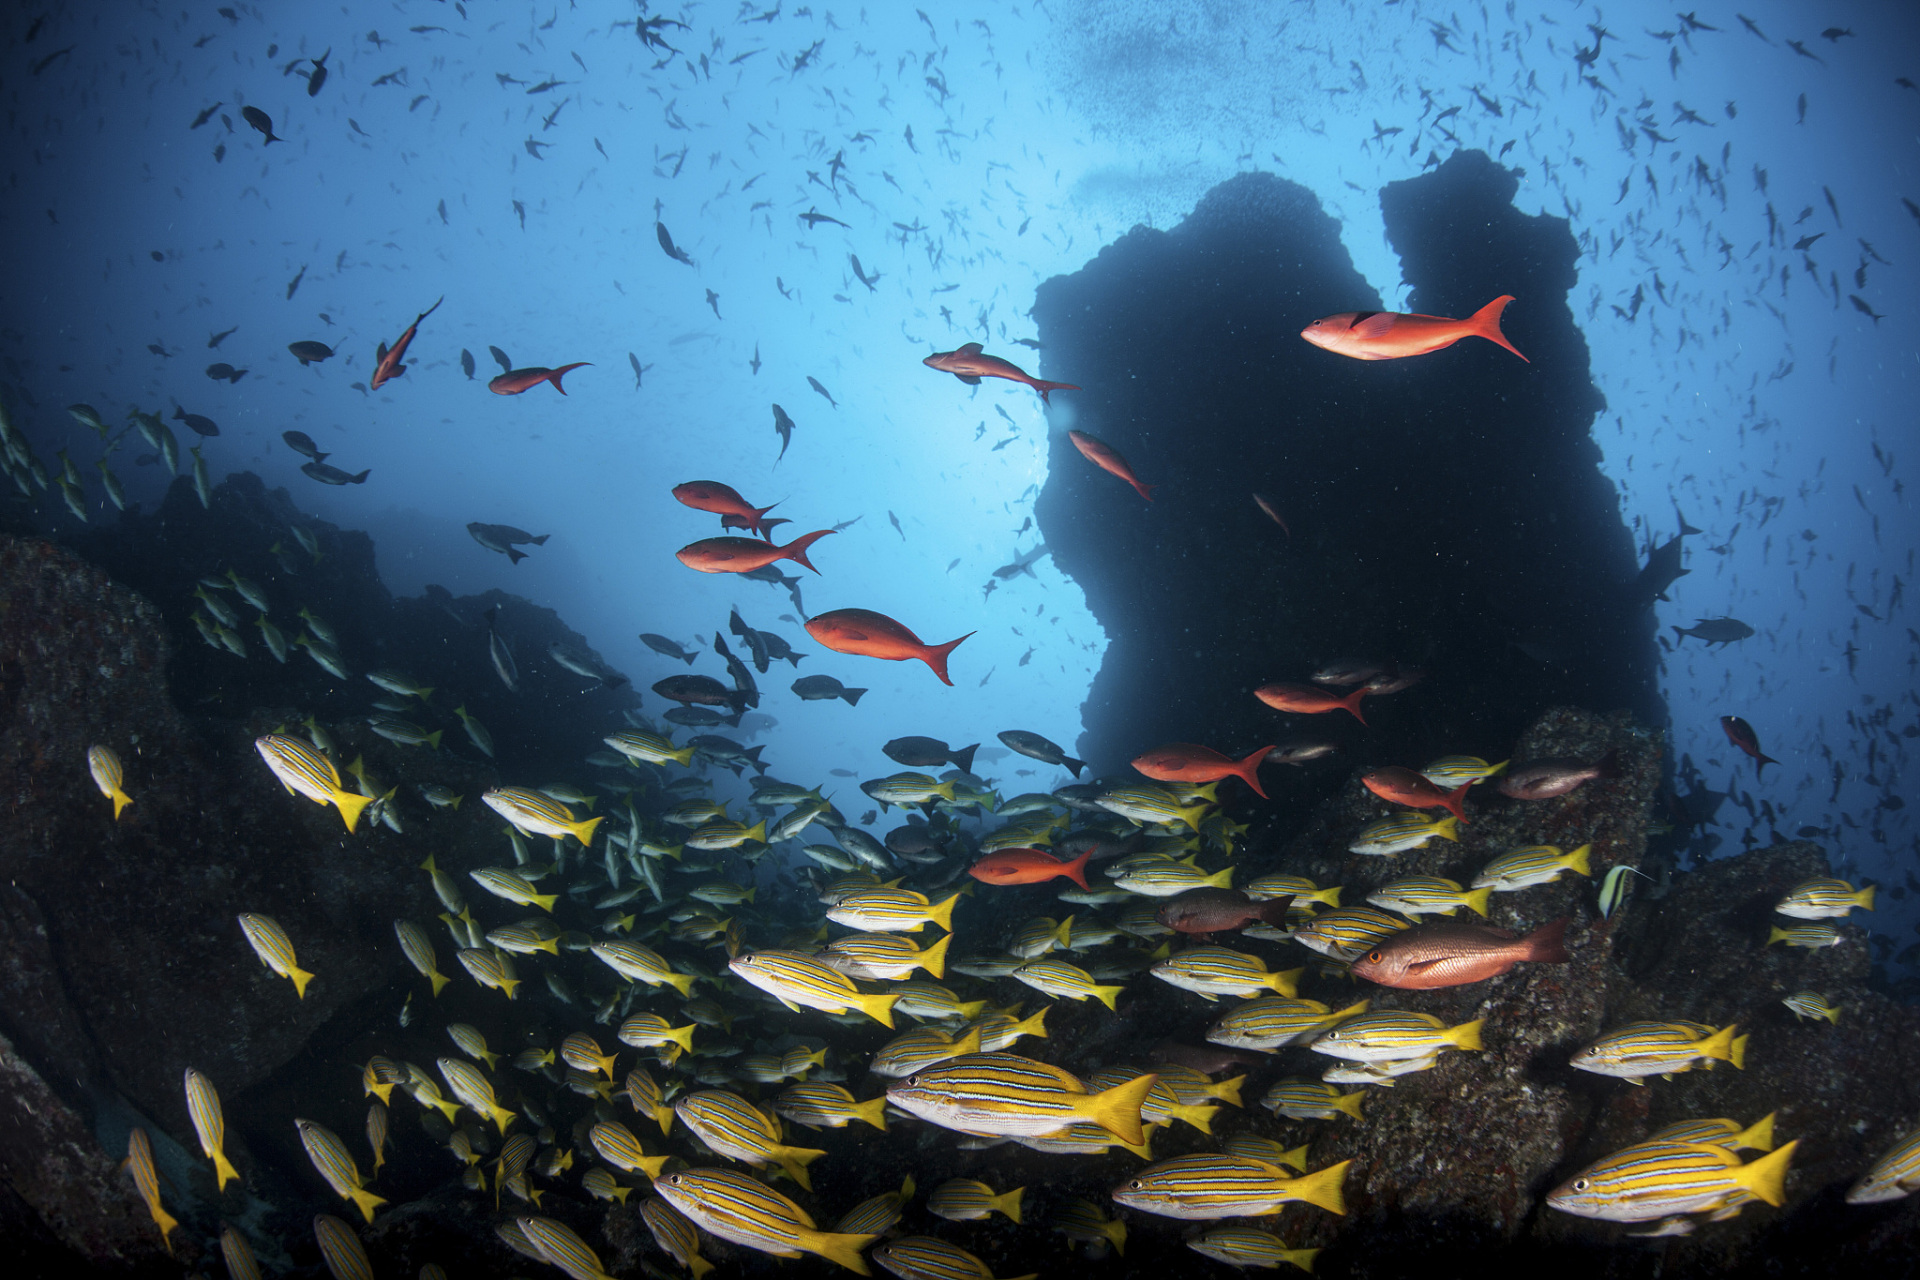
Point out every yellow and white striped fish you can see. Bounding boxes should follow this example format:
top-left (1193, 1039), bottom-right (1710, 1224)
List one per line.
top-left (1774, 877), bottom-right (1875, 919)
top-left (123, 1127), bottom-right (178, 1252)
top-left (686, 819), bottom-right (768, 851)
top-left (885, 1051), bottom-right (1156, 1143)
top-left (654, 1167), bottom-right (876, 1275)
top-left (958, 1006), bottom-right (1050, 1052)
top-left (1110, 1153), bottom-right (1350, 1219)
top-left (365, 1102), bottom-right (388, 1176)
top-left (183, 1068), bottom-right (240, 1190)
top-left (393, 919), bottom-right (449, 996)
top-left (874, 1236), bottom-right (1035, 1280)
top-left (1782, 991), bottom-right (1841, 1024)
top-left (583, 1166), bottom-right (631, 1204)
top-left (1846, 1127), bottom-right (1920, 1204)
top-left (296, 1119), bottom-right (387, 1222)
top-left (561, 1032), bottom-right (618, 1078)
top-left (448, 1023), bottom-right (501, 1069)
top-left (825, 931), bottom-right (952, 981)
top-left (1007, 914), bottom-right (1076, 959)
top-left (641, 1195), bottom-right (717, 1279)
top-left (835, 1176), bottom-right (917, 1236)
top-left (871, 1025), bottom-right (985, 1078)
top-left (1093, 784), bottom-right (1213, 831)
top-left (87, 745), bottom-right (132, 819)
top-left (1242, 874), bottom-right (1342, 906)
top-left (773, 1082), bottom-right (890, 1132)
top-left (1419, 755), bottom-right (1508, 787)
top-left (1086, 1069), bottom-right (1218, 1133)
top-left (589, 1119), bottom-right (671, 1178)
top-left (674, 1090), bottom-right (828, 1190)
top-left (605, 730), bottom-right (696, 766)
top-left (482, 786), bottom-right (603, 845)
top-left (455, 947), bottom-right (521, 1000)
top-left (592, 942), bottom-right (698, 997)
top-left (1151, 1064), bottom-right (1245, 1109)
top-left (1472, 843), bottom-right (1592, 891)
top-left (1547, 1139), bottom-right (1798, 1222)
top-left (617, 1014), bottom-right (698, 1057)
top-left (929, 1177), bottom-right (1024, 1223)
top-left (1150, 947), bottom-right (1303, 1001)
top-left (825, 888), bottom-right (961, 934)
top-left (1648, 1114), bottom-right (1775, 1153)
top-left (1012, 957), bottom-right (1124, 1009)
top-left (1366, 875), bottom-right (1492, 918)
top-left (469, 867), bottom-right (558, 912)
top-left (1309, 1010), bottom-right (1484, 1063)
top-left (255, 734), bottom-right (372, 831)
top-left (1110, 861), bottom-right (1234, 898)
top-left (886, 982), bottom-right (989, 1023)
top-left (729, 950), bottom-right (900, 1026)
top-left (1207, 997), bottom-right (1370, 1053)
top-left (1261, 1077), bottom-right (1367, 1121)
top-left (1290, 907), bottom-right (1411, 962)
top-left (1348, 812), bottom-right (1459, 856)
top-left (220, 1226), bottom-right (262, 1280)
top-left (1052, 1197), bottom-right (1128, 1255)
top-left (436, 1057), bottom-right (518, 1134)
top-left (1188, 1225), bottom-right (1321, 1273)
top-left (623, 1068), bottom-right (675, 1135)
top-left (360, 1056), bottom-right (406, 1106)
top-left (519, 1216), bottom-right (618, 1280)
top-left (314, 1214), bottom-right (375, 1280)
top-left (1221, 1134), bottom-right (1310, 1172)
top-left (238, 913), bottom-right (315, 998)
top-left (1569, 1021), bottom-right (1742, 1082)
top-left (486, 921), bottom-right (561, 955)
top-left (1767, 922), bottom-right (1841, 949)
top-left (1012, 1120), bottom-right (1157, 1159)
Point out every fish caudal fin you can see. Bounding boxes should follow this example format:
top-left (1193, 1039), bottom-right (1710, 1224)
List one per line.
top-left (1285, 1160), bottom-right (1351, 1214)
top-left (919, 632), bottom-right (975, 686)
top-left (548, 362), bottom-right (590, 393)
top-left (1062, 754), bottom-right (1088, 777)
top-left (924, 892), bottom-right (961, 932)
top-left (799, 1228), bottom-right (877, 1276)
top-left (1564, 843), bottom-right (1593, 877)
top-left (1333, 1089), bottom-right (1367, 1121)
top-left (1448, 1018), bottom-right (1486, 1052)
top-left (1032, 380), bottom-right (1080, 405)
top-left (1237, 746), bottom-right (1275, 798)
top-left (854, 1096), bottom-right (889, 1131)
top-left (996, 1188), bottom-right (1026, 1223)
top-left (1856, 884), bottom-right (1876, 911)
top-left (569, 815), bottom-right (604, 846)
top-left (288, 964), bottom-right (316, 999)
top-left (667, 1023), bottom-right (698, 1053)
top-left (856, 991), bottom-right (898, 1028)
top-left (1440, 780), bottom-right (1473, 825)
top-left (1091, 982), bottom-right (1124, 1012)
top-left (1733, 1139), bottom-right (1797, 1207)
top-left (1693, 1023), bottom-right (1739, 1065)
top-left (212, 1151), bottom-right (240, 1191)
top-left (110, 787), bottom-right (132, 819)
top-left (1432, 815), bottom-right (1461, 842)
top-left (427, 969), bottom-right (450, 997)
top-left (1467, 295), bottom-right (1528, 362)
top-left (777, 529), bottom-right (835, 573)
top-left (840, 687), bottom-right (867, 705)
top-left (347, 1187), bottom-right (388, 1222)
top-left (918, 931), bottom-right (951, 979)
top-left (1463, 886), bottom-right (1493, 917)
top-left (333, 788), bottom-right (374, 832)
top-left (1266, 966), bottom-right (1305, 998)
top-left (1339, 687), bottom-right (1369, 725)
top-left (661, 971), bottom-right (697, 998)
top-left (950, 742), bottom-right (980, 774)
top-left (1081, 1072), bottom-right (1156, 1145)
top-left (1737, 1112), bottom-right (1777, 1153)
top-left (1059, 849), bottom-right (1092, 890)
top-left (1171, 1101), bottom-right (1217, 1133)
top-left (1523, 916), bottom-right (1571, 963)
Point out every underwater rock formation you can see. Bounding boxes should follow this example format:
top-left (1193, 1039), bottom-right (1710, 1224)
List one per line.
top-left (1033, 155), bottom-right (1658, 800)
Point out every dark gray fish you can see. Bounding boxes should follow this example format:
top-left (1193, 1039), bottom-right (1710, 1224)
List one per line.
top-left (1672, 617), bottom-right (1755, 647)
top-left (286, 264), bottom-right (306, 298)
top-left (484, 606), bottom-right (518, 692)
top-left (205, 362), bottom-right (247, 383)
top-left (172, 406), bottom-right (219, 436)
top-left (488, 345), bottom-right (512, 373)
top-left (548, 641), bottom-right (629, 688)
top-left (306, 48), bottom-right (330, 97)
top-left (656, 221), bottom-right (694, 265)
top-left (639, 633), bottom-right (698, 665)
top-left (301, 460), bottom-right (368, 484)
top-left (998, 729), bottom-right (1086, 777)
top-left (756, 629), bottom-right (804, 667)
top-left (807, 375), bottom-right (837, 407)
top-left (282, 430), bottom-right (328, 462)
top-left (792, 675), bottom-right (865, 705)
top-left (884, 736), bottom-right (979, 774)
top-left (772, 404), bottom-right (796, 460)
top-left (460, 349), bottom-right (476, 379)
top-left (468, 522), bottom-right (549, 564)
top-left (242, 106), bottom-right (281, 144)
top-left (288, 340), bottom-right (334, 365)
top-left (654, 673), bottom-right (747, 714)
top-left (665, 707), bottom-right (732, 728)
top-left (992, 545), bottom-right (1050, 580)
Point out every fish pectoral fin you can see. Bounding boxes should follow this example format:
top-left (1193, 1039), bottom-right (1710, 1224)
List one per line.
top-left (957, 374), bottom-right (982, 384)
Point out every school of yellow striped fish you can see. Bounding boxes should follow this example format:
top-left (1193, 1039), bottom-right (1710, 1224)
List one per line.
top-left (85, 664), bottom-right (1915, 1278)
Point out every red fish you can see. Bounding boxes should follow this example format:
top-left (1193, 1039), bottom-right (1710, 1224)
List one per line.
top-left (1361, 766), bottom-right (1472, 824)
top-left (923, 343), bottom-right (1081, 403)
top-left (370, 296), bottom-right (443, 389)
top-left (1350, 918), bottom-right (1569, 989)
top-left (488, 362), bottom-right (590, 395)
top-left (1156, 888), bottom-right (1295, 935)
top-left (1067, 430), bottom-right (1154, 501)
top-left (804, 608), bottom-right (973, 686)
top-left (1253, 493), bottom-right (1290, 537)
top-left (676, 531), bottom-right (832, 575)
top-left (672, 481), bottom-right (780, 539)
top-left (968, 848), bottom-right (1092, 889)
top-left (1300, 295), bottom-right (1528, 362)
top-left (1254, 682), bottom-right (1367, 724)
top-left (1720, 715), bottom-right (1779, 775)
top-left (1132, 743), bottom-right (1275, 800)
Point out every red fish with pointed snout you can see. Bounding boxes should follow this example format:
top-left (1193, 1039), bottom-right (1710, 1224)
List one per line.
top-left (1361, 766), bottom-right (1472, 825)
top-left (488, 362), bottom-right (590, 395)
top-left (1350, 918), bottom-right (1569, 989)
top-left (1068, 430), bottom-right (1154, 501)
top-left (1301, 295), bottom-right (1528, 362)
top-left (804, 608), bottom-right (973, 686)
top-left (672, 481), bottom-right (780, 539)
top-left (676, 530), bottom-right (832, 575)
top-left (371, 296), bottom-right (443, 389)
top-left (923, 342), bottom-right (1081, 404)
top-left (968, 848), bottom-right (1092, 889)
top-left (1132, 743), bottom-right (1275, 800)
top-left (1254, 682), bottom-right (1368, 724)
top-left (1720, 715), bottom-right (1779, 775)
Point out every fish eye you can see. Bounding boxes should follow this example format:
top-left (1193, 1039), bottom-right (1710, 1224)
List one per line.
top-left (668, 1174), bottom-right (682, 1184)
top-left (1366, 950), bottom-right (1382, 963)
top-left (1129, 1180), bottom-right (1144, 1190)
top-left (1572, 1179), bottom-right (1588, 1192)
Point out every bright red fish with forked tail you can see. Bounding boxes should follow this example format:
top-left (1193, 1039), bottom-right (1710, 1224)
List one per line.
top-left (676, 531), bottom-right (832, 575)
top-left (969, 847), bottom-right (1092, 889)
top-left (672, 481), bottom-right (780, 539)
top-left (1300, 295), bottom-right (1528, 362)
top-left (923, 343), bottom-right (1080, 404)
top-left (1132, 743), bottom-right (1275, 799)
top-left (1361, 766), bottom-right (1472, 825)
top-left (488, 362), bottom-right (590, 395)
top-left (370, 296), bottom-right (443, 389)
top-left (1350, 918), bottom-right (1569, 989)
top-left (1068, 430), bottom-right (1154, 501)
top-left (804, 608), bottom-right (973, 686)
top-left (1254, 682), bottom-right (1368, 724)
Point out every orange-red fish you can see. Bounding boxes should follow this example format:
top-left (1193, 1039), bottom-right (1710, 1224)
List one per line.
top-left (672, 481), bottom-right (780, 539)
top-left (488, 362), bottom-right (590, 395)
top-left (968, 847), bottom-right (1092, 889)
top-left (1361, 766), bottom-right (1471, 824)
top-left (1300, 296), bottom-right (1527, 362)
top-left (370, 297), bottom-right (443, 389)
top-left (1253, 493), bottom-right (1290, 537)
top-left (677, 531), bottom-right (832, 574)
top-left (1719, 715), bottom-right (1778, 775)
top-left (804, 608), bottom-right (973, 686)
top-left (1254, 682), bottom-right (1367, 724)
top-left (1350, 918), bottom-right (1569, 989)
top-left (1132, 743), bottom-right (1275, 800)
top-left (1067, 430), bottom-right (1154, 501)
top-left (923, 342), bottom-right (1080, 403)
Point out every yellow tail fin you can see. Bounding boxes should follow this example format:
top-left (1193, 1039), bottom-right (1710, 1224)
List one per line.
top-left (955, 998), bottom-right (989, 1019)
top-left (1011, 1006), bottom-right (1048, 1040)
top-left (212, 1151), bottom-right (240, 1191)
top-left (925, 892), bottom-right (960, 932)
top-left (1735, 1112), bottom-right (1776, 1153)
top-left (1283, 1160), bottom-right (1350, 1215)
top-left (1766, 926), bottom-right (1791, 947)
top-left (1092, 983), bottom-right (1124, 1012)
top-left (1333, 1090), bottom-right (1367, 1121)
top-left (854, 1097), bottom-right (890, 1131)
top-left (1204, 866), bottom-right (1235, 890)
top-left (996, 1187), bottom-right (1026, 1223)
top-left (1329, 999), bottom-right (1372, 1022)
top-left (1694, 1024), bottom-right (1739, 1066)
top-left (1463, 887), bottom-right (1492, 917)
top-left (949, 1025), bottom-right (983, 1056)
top-left (856, 990), bottom-right (898, 1028)
top-left (486, 1103), bottom-right (517, 1135)
top-left (1856, 884), bottom-right (1876, 911)
top-left (569, 815), bottom-right (604, 846)
top-left (918, 932), bottom-right (952, 979)
top-left (529, 891), bottom-right (559, 913)
top-left (427, 969), bottom-right (450, 997)
top-left (1080, 1072), bottom-right (1156, 1146)
top-left (1170, 1102), bottom-right (1218, 1134)
top-left (660, 971), bottom-right (697, 998)
top-left (347, 1186), bottom-right (388, 1222)
top-left (775, 1145), bottom-right (827, 1191)
top-left (1276, 1142), bottom-right (1310, 1172)
top-left (667, 1024), bottom-right (698, 1053)
top-left (688, 1254), bottom-right (716, 1280)
top-left (147, 1201), bottom-right (179, 1252)
top-left (1209, 1074), bottom-right (1245, 1108)
top-left (1448, 1018), bottom-right (1485, 1052)
top-left (1432, 815), bottom-right (1461, 842)
top-left (332, 788), bottom-right (373, 832)
top-left (1266, 967), bottom-right (1304, 998)
top-left (799, 1228), bottom-right (877, 1276)
top-left (744, 820), bottom-right (768, 844)
top-left (1730, 1033), bottom-right (1749, 1070)
top-left (1734, 1139), bottom-right (1798, 1207)
top-left (110, 787), bottom-right (132, 819)
top-left (1564, 843), bottom-right (1593, 877)
top-left (289, 964), bottom-right (315, 999)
